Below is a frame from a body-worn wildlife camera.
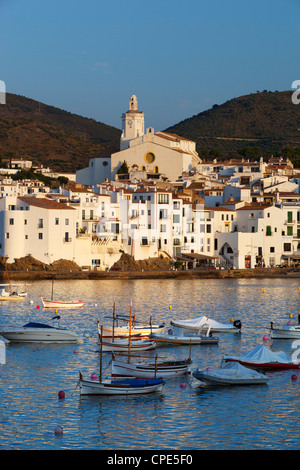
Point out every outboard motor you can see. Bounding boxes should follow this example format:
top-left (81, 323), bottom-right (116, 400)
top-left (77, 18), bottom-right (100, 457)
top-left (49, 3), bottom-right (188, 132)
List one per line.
top-left (233, 320), bottom-right (242, 330)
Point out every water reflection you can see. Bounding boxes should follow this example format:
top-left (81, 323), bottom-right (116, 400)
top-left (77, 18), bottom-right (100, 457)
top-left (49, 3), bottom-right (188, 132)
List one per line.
top-left (1, 277), bottom-right (300, 449)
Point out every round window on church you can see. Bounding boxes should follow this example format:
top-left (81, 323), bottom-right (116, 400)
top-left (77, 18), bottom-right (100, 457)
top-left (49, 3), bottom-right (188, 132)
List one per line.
top-left (144, 152), bottom-right (155, 164)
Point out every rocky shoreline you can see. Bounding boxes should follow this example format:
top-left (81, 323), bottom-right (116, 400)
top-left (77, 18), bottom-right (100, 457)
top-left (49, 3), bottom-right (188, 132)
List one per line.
top-left (2, 267), bottom-right (300, 281)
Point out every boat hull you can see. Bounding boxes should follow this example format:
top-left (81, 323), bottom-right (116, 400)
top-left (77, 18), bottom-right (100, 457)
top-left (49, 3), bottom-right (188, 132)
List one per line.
top-left (111, 358), bottom-right (192, 378)
top-left (102, 325), bottom-right (165, 338)
top-left (41, 298), bottom-right (84, 309)
top-left (0, 295), bottom-right (25, 302)
top-left (79, 377), bottom-right (164, 395)
top-left (270, 328), bottom-right (300, 339)
top-left (193, 370), bottom-right (268, 385)
top-left (0, 327), bottom-right (79, 343)
top-left (101, 339), bottom-right (156, 352)
top-left (150, 332), bottom-right (218, 345)
top-left (224, 358), bottom-right (300, 371)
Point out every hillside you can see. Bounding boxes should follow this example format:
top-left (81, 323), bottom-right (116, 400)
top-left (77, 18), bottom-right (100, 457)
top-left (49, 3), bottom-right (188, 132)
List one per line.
top-left (0, 93), bottom-right (121, 172)
top-left (165, 90), bottom-right (300, 159)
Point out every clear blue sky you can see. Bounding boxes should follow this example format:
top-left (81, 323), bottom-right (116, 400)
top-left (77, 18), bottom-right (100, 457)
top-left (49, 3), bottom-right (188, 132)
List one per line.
top-left (0, 0), bottom-right (299, 131)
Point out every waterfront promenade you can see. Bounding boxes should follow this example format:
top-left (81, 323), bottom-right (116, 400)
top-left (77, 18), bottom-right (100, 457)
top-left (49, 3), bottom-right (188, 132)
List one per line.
top-left (3, 266), bottom-right (300, 281)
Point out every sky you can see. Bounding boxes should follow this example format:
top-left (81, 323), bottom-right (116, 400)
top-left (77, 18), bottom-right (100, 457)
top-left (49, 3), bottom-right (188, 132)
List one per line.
top-left (0, 0), bottom-right (299, 132)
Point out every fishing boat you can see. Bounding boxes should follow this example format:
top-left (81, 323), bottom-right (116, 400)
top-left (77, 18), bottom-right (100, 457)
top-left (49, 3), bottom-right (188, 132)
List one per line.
top-left (0, 283), bottom-right (28, 301)
top-left (101, 337), bottom-right (156, 352)
top-left (41, 280), bottom-right (83, 309)
top-left (101, 302), bottom-right (165, 338)
top-left (193, 362), bottom-right (269, 386)
top-left (111, 355), bottom-right (192, 378)
top-left (0, 315), bottom-right (79, 343)
top-left (223, 344), bottom-right (300, 370)
top-left (78, 325), bottom-right (164, 396)
top-left (149, 325), bottom-right (219, 345)
top-left (99, 315), bottom-right (156, 352)
top-left (78, 374), bottom-right (164, 396)
top-left (170, 315), bottom-right (241, 334)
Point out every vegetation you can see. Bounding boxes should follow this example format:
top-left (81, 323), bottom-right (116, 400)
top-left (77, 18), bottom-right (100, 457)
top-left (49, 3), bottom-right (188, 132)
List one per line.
top-left (165, 90), bottom-right (300, 160)
top-left (0, 93), bottom-right (121, 172)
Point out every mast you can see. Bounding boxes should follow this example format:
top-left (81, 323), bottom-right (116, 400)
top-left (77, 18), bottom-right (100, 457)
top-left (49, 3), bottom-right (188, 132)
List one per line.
top-left (128, 302), bottom-right (132, 363)
top-left (99, 325), bottom-right (103, 382)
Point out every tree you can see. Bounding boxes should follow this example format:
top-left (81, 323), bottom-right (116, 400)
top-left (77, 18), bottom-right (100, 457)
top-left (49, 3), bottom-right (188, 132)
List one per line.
top-left (117, 160), bottom-right (129, 174)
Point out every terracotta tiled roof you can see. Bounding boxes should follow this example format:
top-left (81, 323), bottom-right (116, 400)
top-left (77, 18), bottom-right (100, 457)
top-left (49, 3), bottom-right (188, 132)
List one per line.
top-left (18, 196), bottom-right (76, 210)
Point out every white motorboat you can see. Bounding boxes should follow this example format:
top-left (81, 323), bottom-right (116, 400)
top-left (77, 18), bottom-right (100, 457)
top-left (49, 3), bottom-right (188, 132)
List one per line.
top-left (223, 344), bottom-right (300, 371)
top-left (193, 362), bottom-right (269, 386)
top-left (0, 315), bottom-right (79, 343)
top-left (170, 315), bottom-right (241, 334)
top-left (270, 321), bottom-right (300, 339)
top-left (149, 325), bottom-right (219, 345)
top-left (79, 374), bottom-right (164, 396)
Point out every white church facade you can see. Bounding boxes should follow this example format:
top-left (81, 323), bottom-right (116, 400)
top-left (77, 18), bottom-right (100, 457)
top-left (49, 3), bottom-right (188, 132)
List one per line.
top-left (76, 95), bottom-right (201, 185)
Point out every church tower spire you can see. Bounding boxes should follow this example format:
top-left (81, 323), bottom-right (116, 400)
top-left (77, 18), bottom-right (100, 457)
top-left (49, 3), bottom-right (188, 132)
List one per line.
top-left (120, 94), bottom-right (145, 150)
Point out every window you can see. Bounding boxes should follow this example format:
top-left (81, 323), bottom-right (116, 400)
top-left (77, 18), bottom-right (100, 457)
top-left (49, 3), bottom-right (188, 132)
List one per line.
top-left (38, 218), bottom-right (43, 228)
top-left (65, 218), bottom-right (69, 225)
top-left (173, 214), bottom-right (180, 223)
top-left (9, 218), bottom-right (14, 225)
top-left (158, 193), bottom-right (169, 204)
top-left (288, 211), bottom-right (293, 223)
top-left (287, 226), bottom-right (293, 236)
top-left (55, 218), bottom-right (59, 225)
top-left (266, 226), bottom-right (272, 236)
top-left (5, 233), bottom-right (9, 239)
top-left (160, 225), bottom-right (167, 232)
top-left (207, 224), bottom-right (211, 233)
top-left (283, 243), bottom-right (292, 252)
top-left (270, 247), bottom-right (275, 253)
top-left (159, 209), bottom-right (167, 219)
top-left (38, 233), bottom-right (43, 240)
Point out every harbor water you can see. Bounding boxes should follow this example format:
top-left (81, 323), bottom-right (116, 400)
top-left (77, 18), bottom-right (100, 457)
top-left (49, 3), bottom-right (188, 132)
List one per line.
top-left (1, 277), bottom-right (300, 450)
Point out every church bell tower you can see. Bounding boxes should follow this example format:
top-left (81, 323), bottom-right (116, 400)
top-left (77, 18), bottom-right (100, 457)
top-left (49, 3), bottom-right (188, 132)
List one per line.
top-left (120, 95), bottom-right (145, 150)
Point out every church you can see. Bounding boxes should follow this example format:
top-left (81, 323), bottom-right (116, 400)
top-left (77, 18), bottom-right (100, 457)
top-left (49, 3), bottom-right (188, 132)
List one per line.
top-left (76, 95), bottom-right (201, 185)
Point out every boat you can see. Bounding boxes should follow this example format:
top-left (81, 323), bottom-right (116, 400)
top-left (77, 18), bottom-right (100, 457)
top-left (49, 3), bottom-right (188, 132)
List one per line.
top-left (0, 283), bottom-right (28, 301)
top-left (111, 354), bottom-right (192, 378)
top-left (270, 320), bottom-right (300, 339)
top-left (149, 324), bottom-right (219, 345)
top-left (101, 337), bottom-right (156, 352)
top-left (223, 344), bottom-right (300, 370)
top-left (0, 315), bottom-right (80, 343)
top-left (78, 374), bottom-right (164, 396)
top-left (0, 264), bottom-right (29, 301)
top-left (170, 315), bottom-right (241, 334)
top-left (192, 361), bottom-right (269, 386)
top-left (78, 325), bottom-right (164, 396)
top-left (101, 302), bottom-right (165, 338)
top-left (41, 298), bottom-right (84, 309)
top-left (41, 280), bottom-right (83, 309)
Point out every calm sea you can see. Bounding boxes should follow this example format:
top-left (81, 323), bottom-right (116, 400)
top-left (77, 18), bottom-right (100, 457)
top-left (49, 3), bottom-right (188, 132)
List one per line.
top-left (1, 277), bottom-right (300, 451)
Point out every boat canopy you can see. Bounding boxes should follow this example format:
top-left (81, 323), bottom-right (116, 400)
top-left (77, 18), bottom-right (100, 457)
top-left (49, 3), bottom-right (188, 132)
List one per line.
top-left (171, 315), bottom-right (235, 330)
top-left (224, 344), bottom-right (292, 364)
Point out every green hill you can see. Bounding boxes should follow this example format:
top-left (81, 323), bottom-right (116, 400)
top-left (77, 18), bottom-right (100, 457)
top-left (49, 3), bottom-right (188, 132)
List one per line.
top-left (0, 93), bottom-right (121, 172)
top-left (165, 90), bottom-right (300, 161)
